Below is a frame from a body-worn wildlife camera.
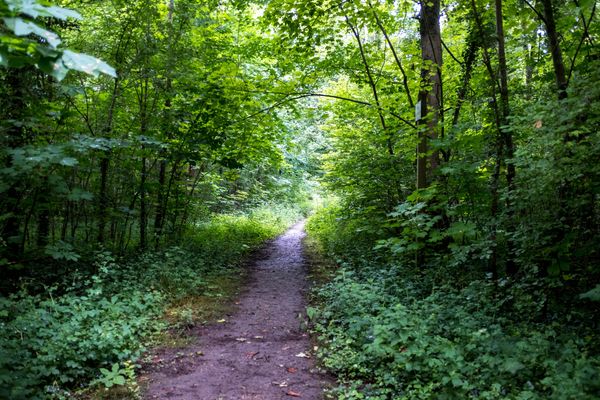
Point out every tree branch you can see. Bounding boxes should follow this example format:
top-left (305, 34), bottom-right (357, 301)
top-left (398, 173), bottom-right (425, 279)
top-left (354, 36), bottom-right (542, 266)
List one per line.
top-left (442, 39), bottom-right (463, 66)
top-left (568, 1), bottom-right (596, 85)
top-left (522, 0), bottom-right (547, 25)
top-left (226, 88), bottom-right (417, 130)
top-left (368, 0), bottom-right (415, 107)
top-left (342, 6), bottom-right (394, 154)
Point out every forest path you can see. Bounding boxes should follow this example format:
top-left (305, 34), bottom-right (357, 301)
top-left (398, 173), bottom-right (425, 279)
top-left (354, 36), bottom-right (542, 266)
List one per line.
top-left (143, 221), bottom-right (331, 400)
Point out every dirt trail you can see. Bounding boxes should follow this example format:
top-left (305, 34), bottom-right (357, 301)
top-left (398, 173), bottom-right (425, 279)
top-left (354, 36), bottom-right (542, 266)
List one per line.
top-left (143, 221), bottom-right (331, 400)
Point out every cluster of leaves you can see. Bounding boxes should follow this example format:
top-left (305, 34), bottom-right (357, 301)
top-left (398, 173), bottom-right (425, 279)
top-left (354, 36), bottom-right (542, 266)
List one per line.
top-left (0, 0), bottom-right (115, 79)
top-left (307, 207), bottom-right (600, 399)
top-left (0, 205), bottom-right (301, 398)
top-left (0, 0), bottom-right (316, 267)
top-left (0, 273), bottom-right (164, 399)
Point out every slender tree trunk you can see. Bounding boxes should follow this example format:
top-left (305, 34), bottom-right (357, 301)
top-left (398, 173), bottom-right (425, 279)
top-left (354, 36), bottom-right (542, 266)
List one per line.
top-left (417, 0), bottom-right (442, 190)
top-left (471, 0), bottom-right (504, 279)
top-left (495, 0), bottom-right (517, 276)
top-left (1, 69), bottom-right (30, 258)
top-left (36, 192), bottom-right (50, 248)
top-left (414, 0), bottom-right (442, 268)
top-left (154, 157), bottom-right (167, 248)
top-left (451, 28), bottom-right (480, 136)
top-left (154, 0), bottom-right (176, 249)
top-left (97, 78), bottom-right (120, 244)
top-left (540, 0), bottom-right (568, 100)
top-left (140, 153), bottom-right (147, 250)
top-left (139, 76), bottom-right (149, 251)
top-left (97, 155), bottom-right (110, 243)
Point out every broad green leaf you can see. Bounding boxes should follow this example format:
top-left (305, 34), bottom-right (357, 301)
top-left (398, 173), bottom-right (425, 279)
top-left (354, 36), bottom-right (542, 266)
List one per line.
top-left (3, 17), bottom-right (61, 48)
top-left (38, 5), bottom-right (81, 20)
top-left (59, 157), bottom-right (78, 167)
top-left (6, 0), bottom-right (80, 20)
top-left (579, 285), bottom-right (600, 302)
top-left (60, 50), bottom-right (116, 78)
top-left (113, 375), bottom-right (126, 385)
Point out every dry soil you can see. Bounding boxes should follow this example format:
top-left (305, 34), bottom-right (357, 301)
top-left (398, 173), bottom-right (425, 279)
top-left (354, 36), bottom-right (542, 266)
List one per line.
top-left (142, 221), bottom-right (332, 400)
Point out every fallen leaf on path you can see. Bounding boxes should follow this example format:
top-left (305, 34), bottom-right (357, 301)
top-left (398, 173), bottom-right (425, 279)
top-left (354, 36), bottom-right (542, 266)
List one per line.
top-left (295, 352), bottom-right (310, 358)
top-left (254, 335), bottom-right (264, 339)
top-left (272, 381), bottom-right (288, 387)
top-left (236, 337), bottom-right (247, 342)
top-left (245, 351), bottom-right (260, 359)
top-left (217, 319), bottom-right (226, 323)
top-left (286, 367), bottom-right (297, 373)
top-left (286, 390), bottom-right (302, 397)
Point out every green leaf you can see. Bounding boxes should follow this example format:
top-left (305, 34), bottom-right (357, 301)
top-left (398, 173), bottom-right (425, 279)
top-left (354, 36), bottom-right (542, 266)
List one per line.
top-left (579, 284), bottom-right (600, 302)
top-left (3, 17), bottom-right (61, 48)
top-left (59, 157), bottom-right (78, 167)
top-left (38, 5), bottom-right (82, 20)
top-left (503, 359), bottom-right (525, 374)
top-left (59, 50), bottom-right (117, 78)
top-left (7, 0), bottom-right (81, 20)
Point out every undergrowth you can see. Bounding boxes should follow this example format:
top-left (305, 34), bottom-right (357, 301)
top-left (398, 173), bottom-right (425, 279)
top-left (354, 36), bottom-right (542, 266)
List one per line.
top-left (0, 204), bottom-right (302, 399)
top-left (306, 205), bottom-right (600, 400)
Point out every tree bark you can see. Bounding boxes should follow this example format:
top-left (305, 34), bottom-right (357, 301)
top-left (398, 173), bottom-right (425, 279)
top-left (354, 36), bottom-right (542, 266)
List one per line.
top-left (97, 77), bottom-right (120, 244)
top-left (154, 0), bottom-right (176, 249)
top-left (495, 0), bottom-right (517, 276)
top-left (540, 0), bottom-right (568, 100)
top-left (417, 0), bottom-right (442, 189)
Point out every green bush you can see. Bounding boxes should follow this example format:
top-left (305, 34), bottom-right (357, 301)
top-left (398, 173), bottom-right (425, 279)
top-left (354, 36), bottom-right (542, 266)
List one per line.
top-left (0, 283), bottom-right (163, 399)
top-left (307, 211), bottom-right (600, 400)
top-left (0, 205), bottom-right (302, 398)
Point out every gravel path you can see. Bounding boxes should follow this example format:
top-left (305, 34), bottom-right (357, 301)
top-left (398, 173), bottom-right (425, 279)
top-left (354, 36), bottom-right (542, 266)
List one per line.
top-left (143, 221), bottom-right (331, 400)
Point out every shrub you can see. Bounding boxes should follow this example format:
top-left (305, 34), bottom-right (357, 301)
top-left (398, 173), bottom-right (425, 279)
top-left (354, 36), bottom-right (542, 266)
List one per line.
top-left (0, 205), bottom-right (302, 398)
top-left (0, 283), bottom-right (163, 399)
top-left (306, 210), bottom-right (600, 400)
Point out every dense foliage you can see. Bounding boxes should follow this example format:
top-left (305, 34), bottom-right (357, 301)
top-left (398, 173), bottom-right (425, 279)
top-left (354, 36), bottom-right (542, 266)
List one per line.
top-left (308, 206), bottom-right (599, 399)
top-left (1, 205), bottom-right (302, 399)
top-left (0, 0), bottom-right (312, 397)
top-left (291, 0), bottom-right (600, 398)
top-left (2, 0), bottom-right (600, 398)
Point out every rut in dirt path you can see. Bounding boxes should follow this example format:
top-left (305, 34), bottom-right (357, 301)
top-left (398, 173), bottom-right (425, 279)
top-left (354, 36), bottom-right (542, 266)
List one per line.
top-left (144, 221), bottom-right (332, 400)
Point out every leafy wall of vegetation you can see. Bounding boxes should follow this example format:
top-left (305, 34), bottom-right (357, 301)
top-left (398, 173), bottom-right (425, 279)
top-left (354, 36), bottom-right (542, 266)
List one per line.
top-left (1, 205), bottom-right (303, 399)
top-left (2, 0), bottom-right (600, 398)
top-left (308, 204), bottom-right (599, 399)
top-left (290, 0), bottom-right (600, 397)
top-left (1, 0), bottom-right (314, 397)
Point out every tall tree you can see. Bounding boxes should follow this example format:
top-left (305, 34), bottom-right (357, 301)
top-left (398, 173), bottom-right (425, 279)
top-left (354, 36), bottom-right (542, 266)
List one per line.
top-left (540, 0), bottom-right (568, 100)
top-left (495, 0), bottom-right (517, 275)
top-left (417, 0), bottom-right (442, 189)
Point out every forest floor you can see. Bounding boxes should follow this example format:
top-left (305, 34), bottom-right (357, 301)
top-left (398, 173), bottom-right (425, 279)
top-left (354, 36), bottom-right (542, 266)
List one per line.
top-left (141, 221), bottom-right (332, 400)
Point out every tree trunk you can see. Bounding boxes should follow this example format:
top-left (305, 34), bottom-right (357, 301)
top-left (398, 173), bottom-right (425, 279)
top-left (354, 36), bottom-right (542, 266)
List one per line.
top-left (140, 153), bottom-right (147, 250)
top-left (540, 0), bottom-right (568, 100)
top-left (97, 78), bottom-right (120, 244)
top-left (154, 0), bottom-right (176, 249)
top-left (417, 0), bottom-right (442, 189)
top-left (97, 155), bottom-right (110, 243)
top-left (495, 0), bottom-right (517, 276)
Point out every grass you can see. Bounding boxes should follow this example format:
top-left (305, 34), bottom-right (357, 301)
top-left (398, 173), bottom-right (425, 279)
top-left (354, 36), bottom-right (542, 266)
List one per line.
top-left (160, 268), bottom-right (247, 347)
